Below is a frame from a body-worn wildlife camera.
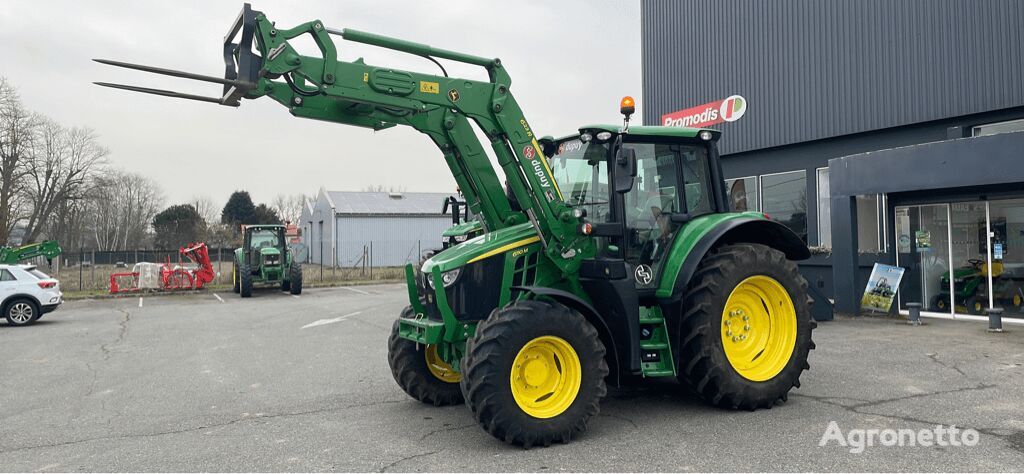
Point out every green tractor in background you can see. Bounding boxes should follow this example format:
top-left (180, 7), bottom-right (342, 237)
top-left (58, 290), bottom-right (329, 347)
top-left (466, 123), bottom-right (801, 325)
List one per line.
top-left (98, 4), bottom-right (815, 448)
top-left (232, 224), bottom-right (302, 298)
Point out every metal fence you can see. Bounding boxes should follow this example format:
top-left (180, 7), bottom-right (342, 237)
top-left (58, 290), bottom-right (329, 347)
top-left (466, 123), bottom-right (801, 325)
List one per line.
top-left (39, 243), bottom-right (433, 292)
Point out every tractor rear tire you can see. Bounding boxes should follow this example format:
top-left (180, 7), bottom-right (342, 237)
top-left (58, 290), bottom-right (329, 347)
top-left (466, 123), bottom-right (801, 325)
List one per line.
top-left (387, 306), bottom-right (463, 406)
top-left (461, 300), bottom-right (608, 448)
top-left (677, 243), bottom-right (814, 410)
top-left (289, 262), bottom-right (302, 295)
top-left (232, 260), bottom-right (240, 294)
top-left (239, 263), bottom-right (253, 298)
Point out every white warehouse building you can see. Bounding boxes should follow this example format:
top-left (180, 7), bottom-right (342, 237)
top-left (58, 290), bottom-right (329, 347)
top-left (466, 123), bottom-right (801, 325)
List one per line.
top-left (299, 189), bottom-right (456, 267)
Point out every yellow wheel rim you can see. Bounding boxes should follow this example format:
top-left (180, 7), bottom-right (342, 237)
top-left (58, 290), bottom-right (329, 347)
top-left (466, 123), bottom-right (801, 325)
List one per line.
top-left (721, 276), bottom-right (797, 382)
top-left (974, 301), bottom-right (984, 313)
top-left (424, 345), bottom-right (461, 383)
top-left (510, 336), bottom-right (581, 419)
top-left (1014, 294), bottom-right (1022, 307)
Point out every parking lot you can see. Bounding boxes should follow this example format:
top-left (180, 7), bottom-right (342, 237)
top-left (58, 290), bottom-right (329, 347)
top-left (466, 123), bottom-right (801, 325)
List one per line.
top-left (1, 285), bottom-right (1023, 471)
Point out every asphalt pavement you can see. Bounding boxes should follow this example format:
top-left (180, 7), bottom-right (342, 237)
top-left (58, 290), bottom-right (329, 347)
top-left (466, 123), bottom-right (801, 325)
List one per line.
top-left (1, 284), bottom-right (1023, 471)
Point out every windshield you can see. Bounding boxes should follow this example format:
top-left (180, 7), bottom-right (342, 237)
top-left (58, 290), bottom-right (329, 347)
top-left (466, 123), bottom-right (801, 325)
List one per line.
top-left (548, 138), bottom-right (611, 221)
top-left (250, 229), bottom-right (280, 248)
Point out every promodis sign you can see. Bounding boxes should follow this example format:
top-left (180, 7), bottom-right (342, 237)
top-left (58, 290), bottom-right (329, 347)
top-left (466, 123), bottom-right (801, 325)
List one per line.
top-left (662, 95), bottom-right (747, 128)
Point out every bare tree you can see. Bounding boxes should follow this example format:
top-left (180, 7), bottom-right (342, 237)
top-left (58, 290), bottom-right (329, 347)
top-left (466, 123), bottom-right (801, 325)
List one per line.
top-left (87, 169), bottom-right (163, 250)
top-left (0, 78), bottom-right (35, 244)
top-left (190, 195), bottom-right (220, 226)
top-left (361, 184), bottom-right (407, 193)
top-left (271, 193), bottom-right (310, 224)
top-left (22, 120), bottom-right (107, 243)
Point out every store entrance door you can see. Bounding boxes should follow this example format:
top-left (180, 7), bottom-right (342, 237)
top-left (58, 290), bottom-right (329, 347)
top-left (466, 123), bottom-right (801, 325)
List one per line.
top-left (896, 199), bottom-right (1024, 321)
top-left (895, 204), bottom-right (952, 315)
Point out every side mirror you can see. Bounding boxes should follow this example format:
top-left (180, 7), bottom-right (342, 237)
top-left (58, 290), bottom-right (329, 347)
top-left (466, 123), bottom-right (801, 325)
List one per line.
top-left (614, 146), bottom-right (637, 193)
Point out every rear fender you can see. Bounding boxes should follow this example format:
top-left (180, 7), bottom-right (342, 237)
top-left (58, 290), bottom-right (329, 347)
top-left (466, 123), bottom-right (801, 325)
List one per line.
top-left (657, 216), bottom-right (810, 301)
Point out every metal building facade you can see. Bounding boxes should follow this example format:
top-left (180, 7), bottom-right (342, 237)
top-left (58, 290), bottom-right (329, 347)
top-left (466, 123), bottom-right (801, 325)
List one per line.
top-left (641, 0), bottom-right (1024, 155)
top-left (300, 190), bottom-right (454, 267)
top-left (642, 0), bottom-right (1024, 318)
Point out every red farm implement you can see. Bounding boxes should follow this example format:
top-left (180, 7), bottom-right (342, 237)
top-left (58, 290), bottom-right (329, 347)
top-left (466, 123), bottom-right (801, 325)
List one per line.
top-left (109, 242), bottom-right (216, 293)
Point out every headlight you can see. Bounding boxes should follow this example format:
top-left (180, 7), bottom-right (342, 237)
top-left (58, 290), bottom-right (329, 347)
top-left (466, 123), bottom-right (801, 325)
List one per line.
top-left (596, 131), bottom-right (612, 142)
top-left (954, 278), bottom-right (964, 283)
top-left (700, 130), bottom-right (713, 141)
top-left (427, 268), bottom-right (462, 289)
top-left (453, 234), bottom-right (468, 242)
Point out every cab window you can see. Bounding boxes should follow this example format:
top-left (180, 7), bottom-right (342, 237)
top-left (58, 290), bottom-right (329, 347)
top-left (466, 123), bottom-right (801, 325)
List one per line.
top-left (621, 142), bottom-right (712, 270)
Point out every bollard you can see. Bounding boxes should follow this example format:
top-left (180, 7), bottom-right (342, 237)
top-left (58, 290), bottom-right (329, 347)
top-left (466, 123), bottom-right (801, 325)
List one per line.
top-left (906, 302), bottom-right (922, 326)
top-left (987, 307), bottom-right (1004, 333)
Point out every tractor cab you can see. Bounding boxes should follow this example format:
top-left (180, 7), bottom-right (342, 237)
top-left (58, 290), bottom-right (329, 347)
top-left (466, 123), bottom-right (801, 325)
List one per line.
top-left (547, 124), bottom-right (727, 292)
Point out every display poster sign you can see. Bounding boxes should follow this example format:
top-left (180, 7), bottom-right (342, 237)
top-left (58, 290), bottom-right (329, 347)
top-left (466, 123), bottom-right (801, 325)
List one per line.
top-left (861, 263), bottom-right (906, 312)
top-left (915, 230), bottom-right (931, 252)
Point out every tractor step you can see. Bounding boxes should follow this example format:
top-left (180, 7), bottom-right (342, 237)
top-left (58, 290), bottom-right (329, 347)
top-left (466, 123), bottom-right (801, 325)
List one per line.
top-left (638, 306), bottom-right (676, 378)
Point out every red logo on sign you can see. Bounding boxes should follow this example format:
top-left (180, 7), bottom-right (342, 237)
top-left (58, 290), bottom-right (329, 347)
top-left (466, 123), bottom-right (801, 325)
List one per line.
top-left (662, 95), bottom-right (747, 129)
top-left (523, 145), bottom-right (536, 159)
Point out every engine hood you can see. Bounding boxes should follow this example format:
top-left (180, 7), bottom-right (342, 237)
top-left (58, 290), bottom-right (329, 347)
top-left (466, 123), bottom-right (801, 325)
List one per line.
top-left (422, 223), bottom-right (538, 273)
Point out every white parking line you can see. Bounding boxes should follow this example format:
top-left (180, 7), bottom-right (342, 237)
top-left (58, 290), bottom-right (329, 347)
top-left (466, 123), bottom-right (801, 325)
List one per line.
top-left (301, 311), bottom-right (362, 329)
top-left (339, 286), bottom-right (370, 295)
top-left (214, 293), bottom-right (224, 303)
top-left (138, 297), bottom-right (143, 308)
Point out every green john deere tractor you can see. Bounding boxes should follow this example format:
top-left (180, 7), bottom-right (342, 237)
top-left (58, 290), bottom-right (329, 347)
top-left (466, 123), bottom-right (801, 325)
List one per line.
top-left (97, 3), bottom-right (815, 448)
top-left (231, 224), bottom-right (302, 297)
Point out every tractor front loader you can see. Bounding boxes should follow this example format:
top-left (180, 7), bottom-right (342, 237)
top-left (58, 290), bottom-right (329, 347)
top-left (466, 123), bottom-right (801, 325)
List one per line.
top-left (97, 3), bottom-right (815, 448)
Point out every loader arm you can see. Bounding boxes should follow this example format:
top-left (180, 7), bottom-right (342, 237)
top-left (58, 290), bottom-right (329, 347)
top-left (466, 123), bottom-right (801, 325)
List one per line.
top-left (0, 240), bottom-right (62, 265)
top-left (95, 4), bottom-right (592, 276)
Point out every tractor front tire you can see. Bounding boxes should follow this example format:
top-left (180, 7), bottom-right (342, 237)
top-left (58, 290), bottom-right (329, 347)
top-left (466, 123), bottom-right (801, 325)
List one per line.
top-left (677, 243), bottom-right (814, 410)
top-left (387, 306), bottom-right (463, 406)
top-left (289, 262), bottom-right (302, 295)
top-left (232, 260), bottom-right (240, 294)
top-left (239, 263), bottom-right (253, 298)
top-left (461, 300), bottom-right (608, 448)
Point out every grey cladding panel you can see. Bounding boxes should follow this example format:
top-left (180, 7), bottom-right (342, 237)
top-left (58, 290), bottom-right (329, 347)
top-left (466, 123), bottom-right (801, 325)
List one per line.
top-left (642, 0), bottom-right (1024, 154)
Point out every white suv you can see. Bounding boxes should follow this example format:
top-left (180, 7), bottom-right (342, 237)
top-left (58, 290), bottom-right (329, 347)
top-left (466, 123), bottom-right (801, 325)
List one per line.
top-left (0, 264), bottom-right (62, 326)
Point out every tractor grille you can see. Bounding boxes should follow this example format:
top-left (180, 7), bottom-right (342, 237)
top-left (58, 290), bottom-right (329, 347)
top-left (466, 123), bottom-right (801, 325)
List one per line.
top-left (418, 257), bottom-right (504, 322)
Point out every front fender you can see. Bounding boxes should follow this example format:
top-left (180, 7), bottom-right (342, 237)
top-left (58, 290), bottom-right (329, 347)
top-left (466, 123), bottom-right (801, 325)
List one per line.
top-left (512, 285), bottom-right (628, 387)
top-left (656, 214), bottom-right (810, 300)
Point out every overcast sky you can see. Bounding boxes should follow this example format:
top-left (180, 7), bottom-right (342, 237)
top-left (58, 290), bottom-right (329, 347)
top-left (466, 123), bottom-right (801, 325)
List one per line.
top-left (1, 0), bottom-right (641, 208)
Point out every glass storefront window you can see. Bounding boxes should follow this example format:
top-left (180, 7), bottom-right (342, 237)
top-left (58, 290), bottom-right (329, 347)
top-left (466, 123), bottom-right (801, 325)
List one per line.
top-left (972, 118), bottom-right (1024, 137)
top-left (725, 176), bottom-right (758, 212)
top-left (761, 170), bottom-right (807, 243)
top-left (857, 195), bottom-right (882, 252)
top-left (987, 198), bottom-right (1024, 318)
top-left (817, 168), bottom-right (831, 248)
top-left (897, 199), bottom-right (1024, 321)
top-left (895, 204), bottom-right (951, 314)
